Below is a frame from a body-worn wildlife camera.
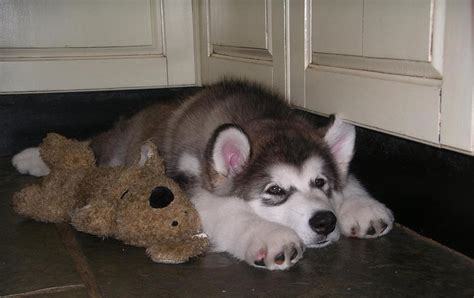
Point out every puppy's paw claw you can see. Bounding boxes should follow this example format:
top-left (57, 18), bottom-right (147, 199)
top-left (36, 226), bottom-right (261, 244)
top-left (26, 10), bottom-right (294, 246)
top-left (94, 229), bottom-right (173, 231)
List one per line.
top-left (379, 220), bottom-right (389, 233)
top-left (253, 248), bottom-right (267, 267)
top-left (245, 224), bottom-right (304, 270)
top-left (366, 223), bottom-right (376, 236)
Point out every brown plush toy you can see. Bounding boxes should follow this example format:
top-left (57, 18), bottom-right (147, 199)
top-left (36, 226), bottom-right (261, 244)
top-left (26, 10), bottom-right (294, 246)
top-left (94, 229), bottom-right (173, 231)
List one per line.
top-left (13, 133), bottom-right (208, 264)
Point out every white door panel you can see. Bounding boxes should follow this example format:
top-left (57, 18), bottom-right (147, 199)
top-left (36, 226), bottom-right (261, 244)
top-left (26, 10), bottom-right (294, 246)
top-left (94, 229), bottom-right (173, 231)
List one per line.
top-left (305, 67), bottom-right (441, 143)
top-left (0, 0), bottom-right (155, 48)
top-left (210, 0), bottom-right (268, 49)
top-left (200, 0), bottom-right (286, 95)
top-left (2, 58), bottom-right (168, 91)
top-left (312, 0), bottom-right (363, 56)
top-left (363, 0), bottom-right (433, 61)
top-left (307, 0), bottom-right (442, 108)
top-left (207, 58), bottom-right (273, 88)
top-left (0, 0), bottom-right (196, 92)
top-left (310, 0), bottom-right (443, 79)
top-left (289, 0), bottom-right (474, 152)
top-left (290, 0), bottom-right (472, 153)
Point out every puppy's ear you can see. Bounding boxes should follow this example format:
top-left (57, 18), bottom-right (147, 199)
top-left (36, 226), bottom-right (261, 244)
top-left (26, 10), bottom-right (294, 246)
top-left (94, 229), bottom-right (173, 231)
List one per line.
top-left (324, 115), bottom-right (355, 179)
top-left (207, 124), bottom-right (251, 178)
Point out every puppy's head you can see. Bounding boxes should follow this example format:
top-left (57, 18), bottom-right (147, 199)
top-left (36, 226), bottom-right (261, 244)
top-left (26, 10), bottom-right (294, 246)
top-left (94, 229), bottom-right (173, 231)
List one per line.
top-left (204, 116), bottom-right (355, 247)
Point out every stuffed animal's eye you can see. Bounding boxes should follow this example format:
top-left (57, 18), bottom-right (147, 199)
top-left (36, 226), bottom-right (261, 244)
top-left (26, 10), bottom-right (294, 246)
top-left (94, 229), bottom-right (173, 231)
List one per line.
top-left (149, 186), bottom-right (174, 208)
top-left (266, 185), bottom-right (286, 196)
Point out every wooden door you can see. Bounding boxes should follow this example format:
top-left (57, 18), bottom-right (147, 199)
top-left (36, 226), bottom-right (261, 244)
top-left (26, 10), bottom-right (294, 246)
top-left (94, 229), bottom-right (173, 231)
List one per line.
top-left (289, 0), bottom-right (473, 153)
top-left (199, 0), bottom-right (287, 95)
top-left (0, 0), bottom-right (197, 93)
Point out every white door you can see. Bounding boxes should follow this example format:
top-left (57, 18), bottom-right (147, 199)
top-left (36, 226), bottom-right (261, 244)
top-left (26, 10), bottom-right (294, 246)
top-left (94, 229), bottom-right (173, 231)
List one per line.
top-left (289, 0), bottom-right (473, 153)
top-left (0, 0), bottom-right (197, 93)
top-left (199, 0), bottom-right (287, 95)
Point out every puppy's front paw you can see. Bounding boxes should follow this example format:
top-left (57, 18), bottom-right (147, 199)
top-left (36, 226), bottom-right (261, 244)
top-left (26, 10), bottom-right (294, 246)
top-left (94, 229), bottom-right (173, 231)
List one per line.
top-left (338, 198), bottom-right (394, 239)
top-left (245, 223), bottom-right (304, 270)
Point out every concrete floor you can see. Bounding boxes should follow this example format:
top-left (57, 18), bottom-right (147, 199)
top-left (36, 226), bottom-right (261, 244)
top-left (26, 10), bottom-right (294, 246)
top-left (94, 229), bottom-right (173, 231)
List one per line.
top-left (1, 157), bottom-right (473, 297)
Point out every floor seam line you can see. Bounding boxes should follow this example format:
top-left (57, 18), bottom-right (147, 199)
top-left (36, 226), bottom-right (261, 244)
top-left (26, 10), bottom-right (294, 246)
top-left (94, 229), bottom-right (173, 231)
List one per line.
top-left (55, 223), bottom-right (104, 298)
top-left (2, 284), bottom-right (85, 297)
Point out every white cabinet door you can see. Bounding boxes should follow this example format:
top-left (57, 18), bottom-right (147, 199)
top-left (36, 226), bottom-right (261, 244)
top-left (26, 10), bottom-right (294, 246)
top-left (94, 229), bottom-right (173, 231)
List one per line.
top-left (199, 0), bottom-right (287, 95)
top-left (0, 0), bottom-right (197, 93)
top-left (289, 0), bottom-right (473, 153)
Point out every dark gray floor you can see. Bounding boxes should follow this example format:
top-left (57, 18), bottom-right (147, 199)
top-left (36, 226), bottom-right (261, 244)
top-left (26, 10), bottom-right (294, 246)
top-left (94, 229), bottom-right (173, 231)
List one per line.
top-left (1, 158), bottom-right (473, 297)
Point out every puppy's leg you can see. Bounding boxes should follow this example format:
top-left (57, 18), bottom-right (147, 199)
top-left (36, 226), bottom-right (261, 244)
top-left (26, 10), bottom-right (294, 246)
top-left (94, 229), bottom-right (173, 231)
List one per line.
top-left (333, 175), bottom-right (394, 238)
top-left (12, 147), bottom-right (50, 176)
top-left (192, 189), bottom-right (304, 271)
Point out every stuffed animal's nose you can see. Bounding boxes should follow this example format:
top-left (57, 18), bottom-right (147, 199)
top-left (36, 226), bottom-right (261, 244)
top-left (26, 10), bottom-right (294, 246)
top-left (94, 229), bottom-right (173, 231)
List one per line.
top-left (309, 211), bottom-right (337, 235)
top-left (149, 186), bottom-right (174, 208)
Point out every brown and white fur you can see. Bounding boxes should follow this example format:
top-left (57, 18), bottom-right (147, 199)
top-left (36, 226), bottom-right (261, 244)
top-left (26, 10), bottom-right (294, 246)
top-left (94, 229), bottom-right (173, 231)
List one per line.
top-left (12, 79), bottom-right (394, 270)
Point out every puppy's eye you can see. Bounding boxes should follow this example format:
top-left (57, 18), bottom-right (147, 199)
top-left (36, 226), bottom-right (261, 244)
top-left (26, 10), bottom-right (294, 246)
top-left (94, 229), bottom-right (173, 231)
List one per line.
top-left (266, 185), bottom-right (286, 196)
top-left (312, 178), bottom-right (326, 188)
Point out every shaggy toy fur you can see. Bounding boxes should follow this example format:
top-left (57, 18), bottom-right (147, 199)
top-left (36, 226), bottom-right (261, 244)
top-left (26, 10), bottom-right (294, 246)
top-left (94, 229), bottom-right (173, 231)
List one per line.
top-left (13, 133), bottom-right (208, 264)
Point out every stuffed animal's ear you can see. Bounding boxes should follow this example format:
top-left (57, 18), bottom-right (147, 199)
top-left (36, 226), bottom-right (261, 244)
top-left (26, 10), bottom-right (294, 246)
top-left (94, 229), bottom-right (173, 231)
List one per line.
top-left (324, 115), bottom-right (355, 180)
top-left (138, 141), bottom-right (165, 173)
top-left (40, 133), bottom-right (95, 170)
top-left (207, 124), bottom-right (251, 178)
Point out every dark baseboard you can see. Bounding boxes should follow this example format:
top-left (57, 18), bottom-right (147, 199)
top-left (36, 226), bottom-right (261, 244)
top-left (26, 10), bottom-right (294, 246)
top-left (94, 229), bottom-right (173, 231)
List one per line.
top-left (0, 87), bottom-right (200, 157)
top-left (1, 88), bottom-right (472, 258)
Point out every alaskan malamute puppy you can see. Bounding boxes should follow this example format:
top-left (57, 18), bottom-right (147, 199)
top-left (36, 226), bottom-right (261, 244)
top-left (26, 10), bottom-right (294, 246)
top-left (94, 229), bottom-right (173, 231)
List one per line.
top-left (13, 79), bottom-right (394, 270)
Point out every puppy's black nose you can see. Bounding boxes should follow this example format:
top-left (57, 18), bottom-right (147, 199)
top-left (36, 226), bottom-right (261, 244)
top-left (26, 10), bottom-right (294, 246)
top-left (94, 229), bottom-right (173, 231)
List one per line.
top-left (149, 186), bottom-right (174, 208)
top-left (309, 211), bottom-right (337, 235)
